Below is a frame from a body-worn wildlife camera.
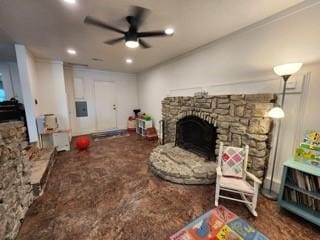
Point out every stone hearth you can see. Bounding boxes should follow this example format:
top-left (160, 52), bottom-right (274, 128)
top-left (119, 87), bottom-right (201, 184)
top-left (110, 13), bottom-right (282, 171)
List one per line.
top-left (149, 93), bottom-right (275, 184)
top-left (150, 143), bottom-right (217, 184)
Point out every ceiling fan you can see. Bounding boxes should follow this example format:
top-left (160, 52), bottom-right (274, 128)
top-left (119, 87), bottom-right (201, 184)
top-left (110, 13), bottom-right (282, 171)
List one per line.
top-left (84, 6), bottom-right (174, 49)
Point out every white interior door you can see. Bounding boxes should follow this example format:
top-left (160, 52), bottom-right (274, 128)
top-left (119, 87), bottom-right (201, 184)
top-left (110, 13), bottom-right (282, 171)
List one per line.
top-left (94, 81), bottom-right (117, 131)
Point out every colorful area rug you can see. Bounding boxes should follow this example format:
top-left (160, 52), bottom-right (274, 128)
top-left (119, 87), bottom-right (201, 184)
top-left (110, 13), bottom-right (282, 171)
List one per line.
top-left (170, 205), bottom-right (268, 240)
top-left (91, 129), bottom-right (129, 141)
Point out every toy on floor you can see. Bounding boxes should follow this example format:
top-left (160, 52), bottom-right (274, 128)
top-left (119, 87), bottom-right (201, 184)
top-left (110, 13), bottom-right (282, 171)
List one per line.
top-left (75, 136), bottom-right (90, 150)
top-left (146, 127), bottom-right (158, 141)
top-left (127, 116), bottom-right (136, 132)
top-left (169, 205), bottom-right (268, 240)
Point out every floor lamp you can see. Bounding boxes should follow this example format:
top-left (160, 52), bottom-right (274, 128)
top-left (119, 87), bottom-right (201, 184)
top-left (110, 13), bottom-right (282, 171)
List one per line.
top-left (261, 62), bottom-right (303, 200)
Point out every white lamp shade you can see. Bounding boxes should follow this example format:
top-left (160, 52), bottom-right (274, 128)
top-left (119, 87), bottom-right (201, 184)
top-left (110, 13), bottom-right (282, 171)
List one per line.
top-left (267, 106), bottom-right (285, 119)
top-left (125, 40), bottom-right (139, 48)
top-left (273, 63), bottom-right (303, 76)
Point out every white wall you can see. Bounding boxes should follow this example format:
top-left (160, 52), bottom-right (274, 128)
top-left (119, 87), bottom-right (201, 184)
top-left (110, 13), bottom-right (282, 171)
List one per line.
top-left (138, 3), bottom-right (320, 124)
top-left (0, 61), bottom-right (23, 102)
top-left (16, 45), bottom-right (136, 139)
top-left (15, 44), bottom-right (38, 142)
top-left (137, 3), bottom-right (320, 191)
top-left (15, 44), bottom-right (70, 142)
top-left (34, 60), bottom-right (69, 130)
top-left (64, 67), bottom-right (138, 136)
top-left (300, 63), bottom-right (320, 131)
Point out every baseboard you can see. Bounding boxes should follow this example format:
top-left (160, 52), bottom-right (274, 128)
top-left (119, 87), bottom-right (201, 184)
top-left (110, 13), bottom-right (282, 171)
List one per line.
top-left (72, 128), bottom-right (129, 137)
top-left (262, 177), bottom-right (281, 193)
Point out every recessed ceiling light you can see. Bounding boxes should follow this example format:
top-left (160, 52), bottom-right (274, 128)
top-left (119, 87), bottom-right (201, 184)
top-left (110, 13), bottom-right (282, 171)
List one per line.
top-left (165, 28), bottom-right (175, 35)
top-left (64, 0), bottom-right (76, 4)
top-left (126, 58), bottom-right (133, 64)
top-left (67, 48), bottom-right (77, 55)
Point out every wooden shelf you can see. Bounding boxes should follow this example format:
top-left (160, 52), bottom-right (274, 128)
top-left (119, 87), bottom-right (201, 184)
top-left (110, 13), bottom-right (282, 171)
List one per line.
top-left (136, 118), bottom-right (152, 137)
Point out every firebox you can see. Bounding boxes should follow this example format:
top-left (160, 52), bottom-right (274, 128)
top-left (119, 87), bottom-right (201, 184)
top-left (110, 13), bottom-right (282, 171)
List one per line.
top-left (175, 115), bottom-right (217, 160)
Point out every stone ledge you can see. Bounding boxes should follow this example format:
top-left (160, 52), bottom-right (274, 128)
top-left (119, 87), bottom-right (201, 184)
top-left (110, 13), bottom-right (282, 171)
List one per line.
top-left (149, 143), bottom-right (217, 184)
top-left (29, 148), bottom-right (56, 197)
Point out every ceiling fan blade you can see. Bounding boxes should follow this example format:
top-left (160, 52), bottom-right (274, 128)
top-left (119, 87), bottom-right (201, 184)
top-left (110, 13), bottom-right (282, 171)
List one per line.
top-left (104, 37), bottom-right (125, 45)
top-left (84, 16), bottom-right (125, 34)
top-left (130, 6), bottom-right (149, 28)
top-left (138, 31), bottom-right (167, 38)
top-left (139, 39), bottom-right (151, 49)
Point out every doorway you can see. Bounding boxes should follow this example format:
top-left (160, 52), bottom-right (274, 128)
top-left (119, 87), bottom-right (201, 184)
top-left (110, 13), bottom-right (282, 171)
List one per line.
top-left (0, 74), bottom-right (5, 102)
top-left (94, 81), bottom-right (117, 131)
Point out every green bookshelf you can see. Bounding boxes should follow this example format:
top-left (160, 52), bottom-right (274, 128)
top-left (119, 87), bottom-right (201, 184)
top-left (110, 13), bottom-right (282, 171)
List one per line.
top-left (278, 158), bottom-right (320, 226)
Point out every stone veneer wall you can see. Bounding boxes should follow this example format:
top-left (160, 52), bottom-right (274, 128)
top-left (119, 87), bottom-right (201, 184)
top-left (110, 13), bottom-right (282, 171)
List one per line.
top-left (0, 121), bottom-right (34, 240)
top-left (162, 94), bottom-right (276, 179)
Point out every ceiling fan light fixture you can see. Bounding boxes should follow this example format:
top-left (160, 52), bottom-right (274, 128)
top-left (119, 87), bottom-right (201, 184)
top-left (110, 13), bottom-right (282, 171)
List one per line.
top-left (125, 40), bottom-right (139, 48)
top-left (84, 6), bottom-right (174, 50)
top-left (165, 28), bottom-right (174, 35)
top-left (64, 0), bottom-right (76, 4)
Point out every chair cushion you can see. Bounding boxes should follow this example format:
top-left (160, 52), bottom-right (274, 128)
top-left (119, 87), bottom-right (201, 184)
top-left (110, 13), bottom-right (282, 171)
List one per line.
top-left (220, 177), bottom-right (254, 194)
top-left (222, 146), bottom-right (245, 178)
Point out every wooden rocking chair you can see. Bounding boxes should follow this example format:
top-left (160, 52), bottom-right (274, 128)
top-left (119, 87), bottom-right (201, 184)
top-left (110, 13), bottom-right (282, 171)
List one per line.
top-left (214, 142), bottom-right (261, 216)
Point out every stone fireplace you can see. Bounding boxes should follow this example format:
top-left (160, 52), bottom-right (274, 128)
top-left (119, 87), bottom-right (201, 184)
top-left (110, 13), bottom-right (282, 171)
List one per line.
top-left (176, 115), bottom-right (217, 160)
top-left (150, 93), bottom-right (276, 184)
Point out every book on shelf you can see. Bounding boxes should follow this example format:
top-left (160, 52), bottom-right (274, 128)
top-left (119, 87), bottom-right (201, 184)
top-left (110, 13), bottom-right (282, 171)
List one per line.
top-left (283, 187), bottom-right (320, 212)
top-left (284, 168), bottom-right (320, 213)
top-left (287, 169), bottom-right (320, 193)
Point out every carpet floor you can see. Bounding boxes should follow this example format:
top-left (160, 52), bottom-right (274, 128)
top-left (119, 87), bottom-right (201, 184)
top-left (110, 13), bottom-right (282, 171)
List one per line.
top-left (18, 134), bottom-right (320, 240)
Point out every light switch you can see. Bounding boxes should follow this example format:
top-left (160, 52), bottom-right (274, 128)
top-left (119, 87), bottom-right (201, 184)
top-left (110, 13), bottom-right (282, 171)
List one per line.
top-left (286, 80), bottom-right (297, 90)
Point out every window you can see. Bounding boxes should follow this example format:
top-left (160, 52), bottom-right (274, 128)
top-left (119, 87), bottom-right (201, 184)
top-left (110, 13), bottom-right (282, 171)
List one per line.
top-left (0, 74), bottom-right (6, 102)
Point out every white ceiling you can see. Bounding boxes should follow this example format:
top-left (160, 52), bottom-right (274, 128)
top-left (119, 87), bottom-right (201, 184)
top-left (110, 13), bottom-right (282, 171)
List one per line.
top-left (0, 0), bottom-right (304, 73)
